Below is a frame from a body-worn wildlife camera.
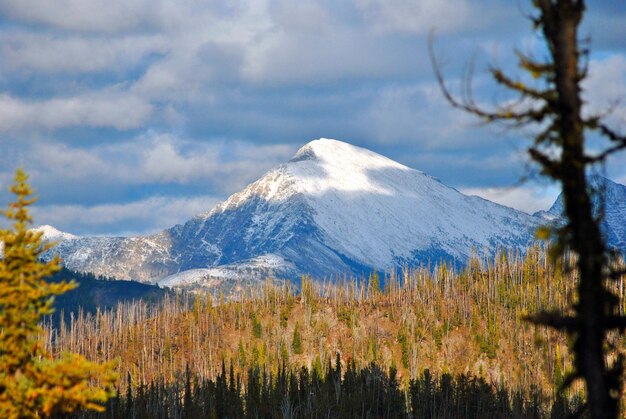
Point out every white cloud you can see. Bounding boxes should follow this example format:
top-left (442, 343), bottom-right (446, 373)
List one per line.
top-left (29, 143), bottom-right (114, 181)
top-left (361, 79), bottom-right (514, 149)
top-left (0, 0), bottom-right (522, 136)
top-left (583, 54), bottom-right (626, 128)
top-left (139, 135), bottom-right (222, 183)
top-left (22, 134), bottom-right (295, 194)
top-left (461, 185), bottom-right (559, 214)
top-left (1, 32), bottom-right (168, 73)
top-left (0, 0), bottom-right (171, 33)
top-left (33, 195), bottom-right (222, 236)
top-left (354, 0), bottom-right (475, 34)
top-left (137, 134), bottom-right (296, 188)
top-left (0, 92), bottom-right (153, 131)
top-left (241, 27), bottom-right (418, 85)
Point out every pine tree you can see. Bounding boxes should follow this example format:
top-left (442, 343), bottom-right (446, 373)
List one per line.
top-left (368, 270), bottom-right (380, 298)
top-left (0, 169), bottom-right (118, 418)
top-left (252, 314), bottom-right (262, 339)
top-left (291, 322), bottom-right (303, 355)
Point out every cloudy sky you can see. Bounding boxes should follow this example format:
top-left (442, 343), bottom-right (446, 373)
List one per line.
top-left (0, 0), bottom-right (624, 236)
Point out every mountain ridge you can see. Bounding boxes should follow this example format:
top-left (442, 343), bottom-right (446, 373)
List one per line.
top-left (40, 138), bottom-right (624, 289)
top-left (542, 175), bottom-right (626, 253)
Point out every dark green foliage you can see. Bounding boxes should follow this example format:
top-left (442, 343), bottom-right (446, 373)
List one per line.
top-left (368, 270), bottom-right (380, 297)
top-left (397, 330), bottom-right (410, 369)
top-left (292, 322), bottom-right (303, 354)
top-left (46, 267), bottom-right (169, 325)
top-left (237, 340), bottom-right (247, 368)
top-left (279, 305), bottom-right (289, 328)
top-left (59, 357), bottom-right (581, 418)
top-left (251, 314), bottom-right (263, 338)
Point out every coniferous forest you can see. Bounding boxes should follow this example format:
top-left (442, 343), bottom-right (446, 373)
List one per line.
top-left (60, 359), bottom-right (580, 419)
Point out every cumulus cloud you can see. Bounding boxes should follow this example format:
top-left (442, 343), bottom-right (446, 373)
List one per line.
top-left (1, 32), bottom-right (168, 74)
top-left (354, 0), bottom-right (475, 34)
top-left (0, 0), bottom-right (624, 236)
top-left (136, 135), bottom-right (293, 188)
top-left (359, 79), bottom-right (518, 151)
top-left (0, 0), bottom-right (170, 33)
top-left (33, 195), bottom-right (222, 236)
top-left (10, 134), bottom-right (295, 206)
top-left (461, 185), bottom-right (559, 214)
top-left (0, 92), bottom-right (153, 131)
top-left (136, 134), bottom-right (294, 188)
top-left (583, 54), bottom-right (626, 128)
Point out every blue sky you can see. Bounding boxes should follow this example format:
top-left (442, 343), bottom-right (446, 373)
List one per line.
top-left (0, 0), bottom-right (624, 235)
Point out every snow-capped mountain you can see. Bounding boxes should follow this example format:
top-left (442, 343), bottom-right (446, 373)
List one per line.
top-left (542, 175), bottom-right (626, 254)
top-left (34, 225), bottom-right (77, 241)
top-left (44, 138), bottom-right (542, 287)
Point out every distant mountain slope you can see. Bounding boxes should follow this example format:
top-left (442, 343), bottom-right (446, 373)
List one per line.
top-left (46, 267), bottom-right (169, 324)
top-left (44, 138), bottom-right (541, 286)
top-left (542, 175), bottom-right (626, 254)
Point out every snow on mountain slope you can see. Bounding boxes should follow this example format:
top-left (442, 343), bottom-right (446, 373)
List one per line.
top-left (545, 175), bottom-right (626, 254)
top-left (49, 231), bottom-right (178, 282)
top-left (44, 138), bottom-right (542, 286)
top-left (282, 140), bottom-right (537, 267)
top-left (157, 255), bottom-right (292, 297)
top-left (1, 225), bottom-right (77, 257)
top-left (34, 225), bottom-right (77, 241)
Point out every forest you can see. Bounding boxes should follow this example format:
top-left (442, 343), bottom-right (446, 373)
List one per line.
top-left (2, 0), bottom-right (625, 415)
top-left (43, 247), bottom-right (623, 418)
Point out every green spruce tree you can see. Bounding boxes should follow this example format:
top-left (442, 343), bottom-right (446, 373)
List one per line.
top-left (0, 169), bottom-right (118, 418)
top-left (291, 322), bottom-right (303, 355)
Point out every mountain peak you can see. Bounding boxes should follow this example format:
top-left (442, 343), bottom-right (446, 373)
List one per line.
top-left (547, 175), bottom-right (625, 215)
top-left (290, 138), bottom-right (366, 163)
top-left (34, 225), bottom-right (77, 241)
top-left (289, 138), bottom-right (412, 175)
top-left (43, 138), bottom-right (542, 285)
top-left (588, 174), bottom-right (623, 190)
top-left (546, 175), bottom-right (626, 254)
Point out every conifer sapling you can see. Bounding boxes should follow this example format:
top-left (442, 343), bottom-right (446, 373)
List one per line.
top-left (0, 169), bottom-right (118, 418)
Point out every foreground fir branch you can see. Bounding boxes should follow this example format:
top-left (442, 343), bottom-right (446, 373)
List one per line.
top-left (0, 169), bottom-right (118, 418)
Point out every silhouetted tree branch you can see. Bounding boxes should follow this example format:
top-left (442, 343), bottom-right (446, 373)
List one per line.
top-left (430, 1), bottom-right (626, 418)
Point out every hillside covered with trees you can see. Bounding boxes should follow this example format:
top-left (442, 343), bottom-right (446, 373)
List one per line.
top-left (45, 267), bottom-right (170, 326)
top-left (43, 247), bottom-right (625, 417)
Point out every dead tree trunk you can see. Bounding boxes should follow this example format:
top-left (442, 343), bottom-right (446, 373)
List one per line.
top-left (431, 1), bottom-right (626, 417)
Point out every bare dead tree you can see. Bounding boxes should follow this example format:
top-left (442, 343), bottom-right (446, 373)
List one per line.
top-left (430, 1), bottom-right (626, 417)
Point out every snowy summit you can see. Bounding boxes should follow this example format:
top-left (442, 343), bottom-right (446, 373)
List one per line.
top-left (41, 138), bottom-right (624, 289)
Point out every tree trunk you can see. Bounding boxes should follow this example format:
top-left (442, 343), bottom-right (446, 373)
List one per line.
top-left (543, 1), bottom-right (616, 416)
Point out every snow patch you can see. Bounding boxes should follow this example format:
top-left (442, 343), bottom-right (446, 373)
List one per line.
top-left (34, 225), bottom-right (77, 241)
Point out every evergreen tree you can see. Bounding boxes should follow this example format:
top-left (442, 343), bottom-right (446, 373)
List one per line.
top-left (292, 322), bottom-right (303, 355)
top-left (368, 270), bottom-right (380, 298)
top-left (0, 169), bottom-right (117, 418)
top-left (252, 314), bottom-right (263, 338)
